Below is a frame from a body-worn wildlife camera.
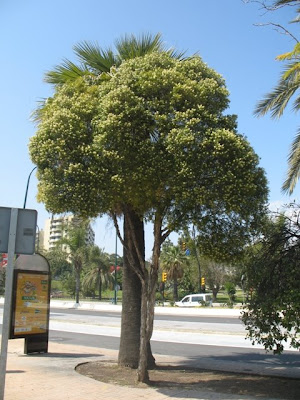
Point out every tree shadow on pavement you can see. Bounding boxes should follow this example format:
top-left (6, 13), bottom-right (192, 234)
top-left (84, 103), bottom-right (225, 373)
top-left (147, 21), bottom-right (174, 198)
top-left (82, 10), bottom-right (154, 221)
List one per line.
top-left (175, 350), bottom-right (300, 376)
top-left (76, 361), bottom-right (300, 400)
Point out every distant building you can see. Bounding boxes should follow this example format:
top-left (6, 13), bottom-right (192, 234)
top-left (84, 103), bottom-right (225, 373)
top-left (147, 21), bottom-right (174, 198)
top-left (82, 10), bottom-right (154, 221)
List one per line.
top-left (36, 228), bottom-right (44, 252)
top-left (42, 215), bottom-right (95, 252)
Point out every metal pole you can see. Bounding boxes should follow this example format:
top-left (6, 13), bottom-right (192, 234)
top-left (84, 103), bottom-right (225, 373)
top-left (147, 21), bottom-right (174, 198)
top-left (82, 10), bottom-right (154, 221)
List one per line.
top-left (192, 225), bottom-right (202, 293)
top-left (0, 208), bottom-right (18, 400)
top-left (23, 166), bottom-right (37, 209)
top-left (114, 230), bottom-right (117, 305)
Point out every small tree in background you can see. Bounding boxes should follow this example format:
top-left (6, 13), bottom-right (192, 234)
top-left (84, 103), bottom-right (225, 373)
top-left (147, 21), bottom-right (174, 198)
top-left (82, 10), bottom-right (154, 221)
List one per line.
top-left (82, 246), bottom-right (112, 299)
top-left (44, 248), bottom-right (71, 279)
top-left (202, 259), bottom-right (231, 302)
top-left (58, 218), bottom-right (91, 304)
top-left (160, 245), bottom-right (189, 301)
top-left (224, 282), bottom-right (236, 306)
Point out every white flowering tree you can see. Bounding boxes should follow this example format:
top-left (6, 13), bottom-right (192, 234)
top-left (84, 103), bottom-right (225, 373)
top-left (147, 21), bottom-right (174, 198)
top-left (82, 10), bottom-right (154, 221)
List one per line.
top-left (30, 51), bottom-right (268, 382)
top-left (32, 35), bottom-right (181, 370)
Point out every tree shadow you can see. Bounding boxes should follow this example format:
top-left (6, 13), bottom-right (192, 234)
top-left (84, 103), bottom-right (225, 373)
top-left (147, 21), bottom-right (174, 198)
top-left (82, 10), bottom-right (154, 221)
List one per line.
top-left (76, 359), bottom-right (300, 400)
top-left (175, 349), bottom-right (300, 375)
top-left (149, 364), bottom-right (300, 400)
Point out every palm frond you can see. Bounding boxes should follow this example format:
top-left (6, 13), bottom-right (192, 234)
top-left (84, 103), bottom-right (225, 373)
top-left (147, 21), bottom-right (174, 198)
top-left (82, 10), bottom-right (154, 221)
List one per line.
top-left (276, 42), bottom-right (300, 61)
top-left (115, 33), bottom-right (164, 60)
top-left (276, 0), bottom-right (300, 16)
top-left (44, 59), bottom-right (89, 85)
top-left (165, 47), bottom-right (187, 60)
top-left (281, 60), bottom-right (300, 81)
top-left (73, 41), bottom-right (118, 72)
top-left (292, 91), bottom-right (300, 111)
top-left (282, 126), bottom-right (300, 194)
top-left (254, 77), bottom-right (299, 118)
top-left (275, 0), bottom-right (300, 8)
top-left (30, 98), bottom-right (48, 123)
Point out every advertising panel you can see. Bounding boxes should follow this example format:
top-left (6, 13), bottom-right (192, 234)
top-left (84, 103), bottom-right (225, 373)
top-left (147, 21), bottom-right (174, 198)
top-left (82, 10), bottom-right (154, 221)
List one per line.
top-left (10, 270), bottom-right (50, 338)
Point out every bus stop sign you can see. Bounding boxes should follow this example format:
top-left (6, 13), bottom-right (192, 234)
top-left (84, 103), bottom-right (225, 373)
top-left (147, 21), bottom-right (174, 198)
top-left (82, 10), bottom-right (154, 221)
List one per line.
top-left (0, 207), bottom-right (37, 254)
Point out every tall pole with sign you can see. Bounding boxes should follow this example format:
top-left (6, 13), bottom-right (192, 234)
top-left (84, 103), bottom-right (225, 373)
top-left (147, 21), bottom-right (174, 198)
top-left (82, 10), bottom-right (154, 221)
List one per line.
top-left (0, 209), bottom-right (18, 400)
top-left (0, 207), bottom-right (37, 400)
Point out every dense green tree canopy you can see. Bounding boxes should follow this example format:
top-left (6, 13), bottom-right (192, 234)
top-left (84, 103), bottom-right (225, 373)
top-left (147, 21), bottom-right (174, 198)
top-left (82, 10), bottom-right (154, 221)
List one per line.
top-left (30, 52), bottom-right (268, 254)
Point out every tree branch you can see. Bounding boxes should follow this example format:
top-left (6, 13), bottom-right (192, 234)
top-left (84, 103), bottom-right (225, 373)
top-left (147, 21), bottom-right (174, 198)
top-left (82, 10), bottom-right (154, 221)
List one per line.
top-left (111, 213), bottom-right (125, 247)
top-left (254, 22), bottom-right (299, 42)
top-left (243, 0), bottom-right (299, 42)
top-left (243, 0), bottom-right (299, 13)
top-left (161, 227), bottom-right (171, 244)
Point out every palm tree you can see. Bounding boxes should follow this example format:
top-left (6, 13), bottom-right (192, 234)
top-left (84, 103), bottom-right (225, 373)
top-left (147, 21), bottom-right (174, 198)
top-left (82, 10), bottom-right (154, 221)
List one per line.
top-left (255, 35), bottom-right (300, 194)
top-left (160, 245), bottom-right (189, 301)
top-left (59, 218), bottom-right (90, 304)
top-left (82, 246), bottom-right (111, 300)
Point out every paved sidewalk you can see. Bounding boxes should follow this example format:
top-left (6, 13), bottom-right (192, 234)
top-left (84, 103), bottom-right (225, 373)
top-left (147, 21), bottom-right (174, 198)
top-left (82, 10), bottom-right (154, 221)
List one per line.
top-left (2, 339), bottom-right (293, 400)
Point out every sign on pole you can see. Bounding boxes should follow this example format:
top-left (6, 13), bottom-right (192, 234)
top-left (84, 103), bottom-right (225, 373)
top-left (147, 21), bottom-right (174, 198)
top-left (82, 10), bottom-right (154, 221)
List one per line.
top-left (0, 207), bottom-right (37, 254)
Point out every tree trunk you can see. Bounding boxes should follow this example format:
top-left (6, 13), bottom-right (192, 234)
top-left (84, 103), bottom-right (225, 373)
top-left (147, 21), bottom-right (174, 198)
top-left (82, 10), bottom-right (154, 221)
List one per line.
top-left (212, 286), bottom-right (219, 302)
top-left (118, 206), bottom-right (155, 369)
top-left (137, 213), bottom-right (161, 382)
top-left (75, 267), bottom-right (80, 304)
top-left (173, 277), bottom-right (179, 301)
top-left (98, 271), bottom-right (102, 300)
top-left (137, 280), bottom-right (149, 382)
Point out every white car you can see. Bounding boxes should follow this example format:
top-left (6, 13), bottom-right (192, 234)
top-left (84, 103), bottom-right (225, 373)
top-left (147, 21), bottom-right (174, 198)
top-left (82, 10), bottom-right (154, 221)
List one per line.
top-left (175, 293), bottom-right (213, 307)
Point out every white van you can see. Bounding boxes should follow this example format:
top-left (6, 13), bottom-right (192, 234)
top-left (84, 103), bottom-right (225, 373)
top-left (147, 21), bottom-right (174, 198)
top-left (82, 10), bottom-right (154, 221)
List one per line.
top-left (175, 293), bottom-right (213, 307)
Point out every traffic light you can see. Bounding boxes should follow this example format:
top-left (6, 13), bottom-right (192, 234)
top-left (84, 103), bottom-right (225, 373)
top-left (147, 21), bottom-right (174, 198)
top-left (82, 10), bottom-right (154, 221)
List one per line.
top-left (182, 242), bottom-right (186, 252)
top-left (162, 272), bottom-right (167, 282)
top-left (201, 277), bottom-right (205, 286)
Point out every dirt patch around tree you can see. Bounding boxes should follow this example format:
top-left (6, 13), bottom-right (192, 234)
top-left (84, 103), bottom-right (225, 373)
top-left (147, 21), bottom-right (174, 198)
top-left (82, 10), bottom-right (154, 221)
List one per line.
top-left (76, 360), bottom-right (300, 399)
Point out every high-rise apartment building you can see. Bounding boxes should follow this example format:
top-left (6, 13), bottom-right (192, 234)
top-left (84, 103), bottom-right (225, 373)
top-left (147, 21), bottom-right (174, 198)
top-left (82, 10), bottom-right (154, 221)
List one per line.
top-left (42, 215), bottom-right (95, 252)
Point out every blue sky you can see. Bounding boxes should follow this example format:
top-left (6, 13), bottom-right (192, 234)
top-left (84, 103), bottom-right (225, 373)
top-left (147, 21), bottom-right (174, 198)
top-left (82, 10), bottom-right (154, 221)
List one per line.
top-left (1, 0), bottom-right (299, 258)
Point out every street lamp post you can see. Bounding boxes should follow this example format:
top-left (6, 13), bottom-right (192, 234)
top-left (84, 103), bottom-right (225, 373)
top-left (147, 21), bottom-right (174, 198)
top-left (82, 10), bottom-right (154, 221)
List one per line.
top-left (23, 166), bottom-right (37, 208)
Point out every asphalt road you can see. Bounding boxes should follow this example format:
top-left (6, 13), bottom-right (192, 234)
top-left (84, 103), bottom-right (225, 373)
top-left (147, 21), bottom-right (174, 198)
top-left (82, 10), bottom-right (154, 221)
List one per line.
top-left (1, 305), bottom-right (300, 378)
top-left (49, 306), bottom-right (242, 324)
top-left (48, 326), bottom-right (300, 379)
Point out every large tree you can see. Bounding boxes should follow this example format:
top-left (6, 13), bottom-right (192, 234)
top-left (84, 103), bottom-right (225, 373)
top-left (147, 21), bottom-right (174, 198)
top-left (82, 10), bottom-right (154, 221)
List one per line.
top-left (30, 48), bottom-right (268, 381)
top-left (34, 34), bottom-right (181, 370)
